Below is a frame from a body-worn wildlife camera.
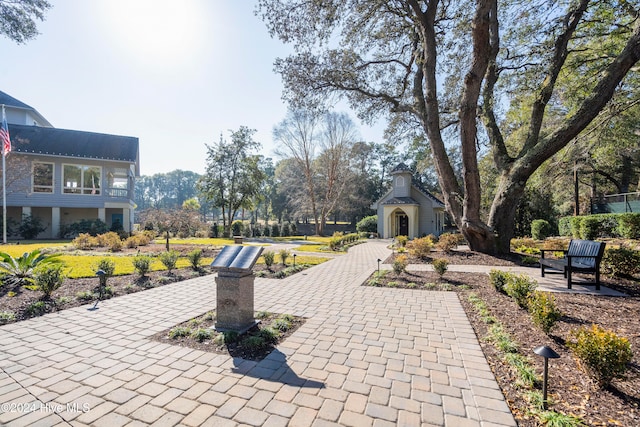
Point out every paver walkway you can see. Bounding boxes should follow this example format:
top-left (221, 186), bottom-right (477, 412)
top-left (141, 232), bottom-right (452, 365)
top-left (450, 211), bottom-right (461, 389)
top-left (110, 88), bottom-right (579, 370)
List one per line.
top-left (0, 240), bottom-right (517, 426)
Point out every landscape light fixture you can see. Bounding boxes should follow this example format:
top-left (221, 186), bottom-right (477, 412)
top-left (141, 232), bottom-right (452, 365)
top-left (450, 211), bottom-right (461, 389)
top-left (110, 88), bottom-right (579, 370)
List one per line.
top-left (377, 258), bottom-right (381, 276)
top-left (88, 270), bottom-right (106, 311)
top-left (534, 345), bottom-right (560, 409)
top-left (293, 253), bottom-right (297, 267)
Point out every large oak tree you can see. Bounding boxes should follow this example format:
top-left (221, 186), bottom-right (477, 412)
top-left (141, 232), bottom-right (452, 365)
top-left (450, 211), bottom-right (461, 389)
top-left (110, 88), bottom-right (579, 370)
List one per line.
top-left (258, 0), bottom-right (640, 253)
top-left (0, 0), bottom-right (51, 43)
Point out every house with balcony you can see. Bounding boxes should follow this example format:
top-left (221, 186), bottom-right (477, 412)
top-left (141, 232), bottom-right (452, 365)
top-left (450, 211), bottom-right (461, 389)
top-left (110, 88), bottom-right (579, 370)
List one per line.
top-left (371, 162), bottom-right (446, 239)
top-left (1, 90), bottom-right (139, 238)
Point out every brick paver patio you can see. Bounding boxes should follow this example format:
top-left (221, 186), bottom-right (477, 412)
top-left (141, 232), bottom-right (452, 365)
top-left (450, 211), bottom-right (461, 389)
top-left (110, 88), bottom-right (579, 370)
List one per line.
top-left (0, 240), bottom-right (517, 426)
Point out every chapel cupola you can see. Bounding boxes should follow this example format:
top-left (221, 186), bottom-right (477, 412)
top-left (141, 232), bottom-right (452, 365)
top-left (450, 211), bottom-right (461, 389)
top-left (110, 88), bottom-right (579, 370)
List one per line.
top-left (390, 162), bottom-right (413, 198)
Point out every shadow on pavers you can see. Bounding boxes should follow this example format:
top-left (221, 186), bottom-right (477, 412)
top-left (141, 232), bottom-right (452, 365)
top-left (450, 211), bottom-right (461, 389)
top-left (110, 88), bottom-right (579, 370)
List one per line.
top-left (232, 349), bottom-right (324, 388)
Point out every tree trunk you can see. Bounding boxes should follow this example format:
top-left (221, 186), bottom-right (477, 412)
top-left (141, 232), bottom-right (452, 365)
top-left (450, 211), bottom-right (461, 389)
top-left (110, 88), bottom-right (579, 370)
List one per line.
top-left (488, 173), bottom-right (527, 254)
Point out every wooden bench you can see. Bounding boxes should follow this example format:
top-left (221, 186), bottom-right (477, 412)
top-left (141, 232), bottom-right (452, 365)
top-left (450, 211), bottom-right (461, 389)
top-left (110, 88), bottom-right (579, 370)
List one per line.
top-left (540, 239), bottom-right (606, 290)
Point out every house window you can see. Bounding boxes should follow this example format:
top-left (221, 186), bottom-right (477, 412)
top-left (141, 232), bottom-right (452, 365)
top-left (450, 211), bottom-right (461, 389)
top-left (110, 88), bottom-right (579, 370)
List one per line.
top-left (32, 162), bottom-right (54, 193)
top-left (396, 176), bottom-right (405, 187)
top-left (106, 167), bottom-right (130, 197)
top-left (63, 164), bottom-right (101, 195)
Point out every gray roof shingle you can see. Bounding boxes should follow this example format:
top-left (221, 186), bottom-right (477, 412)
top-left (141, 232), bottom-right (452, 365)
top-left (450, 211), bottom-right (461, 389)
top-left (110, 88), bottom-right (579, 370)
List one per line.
top-left (7, 123), bottom-right (139, 163)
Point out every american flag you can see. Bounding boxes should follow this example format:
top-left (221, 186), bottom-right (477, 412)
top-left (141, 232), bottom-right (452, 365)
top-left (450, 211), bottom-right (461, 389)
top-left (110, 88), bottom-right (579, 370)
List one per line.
top-left (1, 105), bottom-right (10, 157)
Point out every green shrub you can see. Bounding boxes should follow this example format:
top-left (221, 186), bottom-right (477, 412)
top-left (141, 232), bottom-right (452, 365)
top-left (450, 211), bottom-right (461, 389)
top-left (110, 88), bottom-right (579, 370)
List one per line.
top-left (33, 264), bottom-right (66, 299)
top-left (489, 269), bottom-right (509, 294)
top-left (94, 258), bottom-right (116, 277)
top-left (392, 254), bottom-right (408, 274)
top-left (97, 232), bottom-right (123, 251)
top-left (24, 300), bottom-right (47, 316)
top-left (0, 250), bottom-right (64, 286)
top-left (558, 216), bottom-right (572, 237)
top-left (278, 249), bottom-right (290, 266)
top-left (568, 324), bottom-right (633, 388)
top-left (76, 290), bottom-right (95, 301)
top-left (242, 335), bottom-right (267, 350)
top-left (396, 235), bottom-right (408, 248)
top-left (188, 318), bottom-right (202, 328)
top-left (0, 311), bottom-right (16, 324)
top-left (531, 219), bottom-right (552, 240)
top-left (280, 222), bottom-right (291, 237)
top-left (132, 255), bottom-right (152, 277)
top-left (435, 233), bottom-right (459, 252)
top-left (569, 216), bottom-right (581, 238)
top-left (187, 249), bottom-right (203, 270)
top-left (356, 215), bottom-right (378, 233)
top-left (168, 326), bottom-right (191, 339)
top-left (272, 317), bottom-right (292, 331)
top-left (406, 236), bottom-right (433, 259)
top-left (19, 215), bottom-right (47, 239)
top-left (528, 291), bottom-right (562, 334)
top-left (271, 223), bottom-right (280, 237)
top-left (257, 327), bottom-right (280, 344)
top-left (432, 258), bottom-right (448, 277)
top-left (272, 264), bottom-right (307, 278)
top-left (602, 246), bottom-right (640, 277)
top-left (617, 213), bottom-right (640, 239)
top-left (505, 274), bottom-right (537, 309)
top-left (231, 220), bottom-right (244, 236)
top-left (224, 330), bottom-right (239, 342)
top-left (59, 218), bottom-right (109, 238)
top-left (579, 216), bottom-right (600, 240)
top-left (329, 232), bottom-right (344, 250)
top-left (125, 234), bottom-right (151, 248)
top-left (262, 251), bottom-right (275, 269)
top-left (159, 250), bottom-right (179, 273)
top-left (191, 328), bottom-right (213, 342)
top-left (559, 213), bottom-right (640, 239)
top-left (72, 233), bottom-right (99, 249)
top-left (279, 313), bottom-right (295, 322)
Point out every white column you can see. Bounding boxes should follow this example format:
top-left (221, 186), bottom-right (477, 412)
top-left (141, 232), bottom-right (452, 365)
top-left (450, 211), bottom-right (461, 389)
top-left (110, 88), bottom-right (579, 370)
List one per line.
top-left (51, 207), bottom-right (60, 239)
top-left (21, 206), bottom-right (31, 218)
top-left (98, 208), bottom-right (106, 223)
top-left (123, 208), bottom-right (131, 232)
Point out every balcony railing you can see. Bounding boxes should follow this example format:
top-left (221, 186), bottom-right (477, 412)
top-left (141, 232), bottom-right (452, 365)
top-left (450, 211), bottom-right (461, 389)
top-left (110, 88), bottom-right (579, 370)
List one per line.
top-left (105, 188), bottom-right (131, 198)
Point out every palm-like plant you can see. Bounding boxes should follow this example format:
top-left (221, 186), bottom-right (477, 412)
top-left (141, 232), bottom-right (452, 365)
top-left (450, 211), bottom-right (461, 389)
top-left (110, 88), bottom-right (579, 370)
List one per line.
top-left (0, 250), bottom-right (64, 286)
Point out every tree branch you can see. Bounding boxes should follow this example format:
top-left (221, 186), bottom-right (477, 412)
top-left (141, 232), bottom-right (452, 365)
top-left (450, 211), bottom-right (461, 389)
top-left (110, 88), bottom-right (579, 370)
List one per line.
top-left (523, 0), bottom-right (589, 153)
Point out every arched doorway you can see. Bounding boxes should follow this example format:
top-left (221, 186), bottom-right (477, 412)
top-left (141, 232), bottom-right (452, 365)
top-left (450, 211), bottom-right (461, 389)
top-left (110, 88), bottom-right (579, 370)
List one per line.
top-left (395, 212), bottom-right (408, 236)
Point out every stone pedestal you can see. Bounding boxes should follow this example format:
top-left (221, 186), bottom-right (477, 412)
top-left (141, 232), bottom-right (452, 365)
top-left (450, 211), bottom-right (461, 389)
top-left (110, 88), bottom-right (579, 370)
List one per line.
top-left (215, 270), bottom-right (257, 333)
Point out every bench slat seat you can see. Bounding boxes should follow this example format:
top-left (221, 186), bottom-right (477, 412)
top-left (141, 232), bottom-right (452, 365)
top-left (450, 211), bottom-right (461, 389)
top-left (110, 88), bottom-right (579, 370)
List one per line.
top-left (539, 239), bottom-right (606, 290)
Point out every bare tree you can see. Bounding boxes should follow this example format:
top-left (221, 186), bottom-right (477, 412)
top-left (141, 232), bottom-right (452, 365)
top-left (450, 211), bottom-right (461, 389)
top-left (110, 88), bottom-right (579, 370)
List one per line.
top-left (274, 110), bottom-right (358, 235)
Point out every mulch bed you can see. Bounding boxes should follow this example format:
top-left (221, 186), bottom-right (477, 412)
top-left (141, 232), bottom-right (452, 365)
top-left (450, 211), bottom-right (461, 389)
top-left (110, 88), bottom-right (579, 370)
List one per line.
top-left (372, 250), bottom-right (640, 426)
top-left (0, 244), bottom-right (296, 324)
top-left (150, 311), bottom-right (306, 361)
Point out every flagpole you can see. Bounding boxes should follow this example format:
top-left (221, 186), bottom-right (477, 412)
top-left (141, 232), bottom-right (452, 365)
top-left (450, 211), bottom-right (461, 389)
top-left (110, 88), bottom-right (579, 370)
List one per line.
top-left (2, 141), bottom-right (6, 244)
top-left (2, 104), bottom-right (7, 244)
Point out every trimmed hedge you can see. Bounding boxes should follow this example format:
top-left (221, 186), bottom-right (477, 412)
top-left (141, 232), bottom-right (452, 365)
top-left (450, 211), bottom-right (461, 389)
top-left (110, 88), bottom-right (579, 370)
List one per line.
top-left (558, 213), bottom-right (640, 239)
top-left (356, 215), bottom-right (378, 233)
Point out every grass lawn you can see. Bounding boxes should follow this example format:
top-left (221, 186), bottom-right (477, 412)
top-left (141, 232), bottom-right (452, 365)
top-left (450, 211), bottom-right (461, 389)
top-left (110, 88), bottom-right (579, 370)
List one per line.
top-left (0, 242), bottom-right (71, 257)
top-left (0, 240), bottom-right (329, 279)
top-left (58, 255), bottom-right (212, 278)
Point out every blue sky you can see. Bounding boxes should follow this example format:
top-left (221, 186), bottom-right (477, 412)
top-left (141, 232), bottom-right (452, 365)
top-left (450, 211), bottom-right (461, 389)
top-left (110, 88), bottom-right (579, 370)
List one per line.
top-left (1, 0), bottom-right (384, 176)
